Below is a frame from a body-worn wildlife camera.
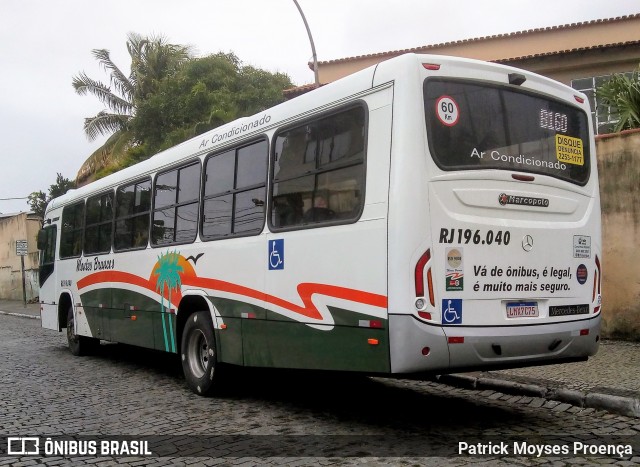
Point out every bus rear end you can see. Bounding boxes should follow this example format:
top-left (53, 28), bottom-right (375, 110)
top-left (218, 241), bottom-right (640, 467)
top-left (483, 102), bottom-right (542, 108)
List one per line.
top-left (386, 55), bottom-right (601, 374)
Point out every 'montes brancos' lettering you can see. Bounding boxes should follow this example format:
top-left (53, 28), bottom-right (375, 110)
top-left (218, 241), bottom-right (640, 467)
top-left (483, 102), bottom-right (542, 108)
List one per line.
top-left (76, 257), bottom-right (115, 272)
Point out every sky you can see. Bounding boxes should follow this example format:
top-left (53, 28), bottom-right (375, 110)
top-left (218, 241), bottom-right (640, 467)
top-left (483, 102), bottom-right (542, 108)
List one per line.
top-left (1, 0), bottom-right (638, 214)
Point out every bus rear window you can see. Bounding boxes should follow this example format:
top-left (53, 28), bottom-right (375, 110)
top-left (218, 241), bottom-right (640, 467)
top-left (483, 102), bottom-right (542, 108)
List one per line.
top-left (424, 78), bottom-right (590, 185)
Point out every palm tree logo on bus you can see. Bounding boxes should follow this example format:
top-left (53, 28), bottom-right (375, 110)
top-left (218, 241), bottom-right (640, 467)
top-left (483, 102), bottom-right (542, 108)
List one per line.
top-left (153, 250), bottom-right (183, 352)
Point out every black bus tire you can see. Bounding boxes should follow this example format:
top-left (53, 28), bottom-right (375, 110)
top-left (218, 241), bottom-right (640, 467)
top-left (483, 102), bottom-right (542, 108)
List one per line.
top-left (181, 311), bottom-right (221, 396)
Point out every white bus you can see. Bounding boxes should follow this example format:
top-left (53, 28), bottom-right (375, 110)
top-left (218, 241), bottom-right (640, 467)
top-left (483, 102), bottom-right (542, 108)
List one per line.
top-left (38, 54), bottom-right (602, 395)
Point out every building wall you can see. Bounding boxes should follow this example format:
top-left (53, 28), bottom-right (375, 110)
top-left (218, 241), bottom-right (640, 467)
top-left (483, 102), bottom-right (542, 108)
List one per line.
top-left (503, 45), bottom-right (640, 86)
top-left (596, 129), bottom-right (640, 339)
top-left (0, 213), bottom-right (40, 301)
top-left (316, 15), bottom-right (640, 85)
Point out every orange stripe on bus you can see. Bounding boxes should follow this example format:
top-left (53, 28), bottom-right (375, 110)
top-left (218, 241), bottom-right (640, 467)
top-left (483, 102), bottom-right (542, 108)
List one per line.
top-left (77, 271), bottom-right (387, 321)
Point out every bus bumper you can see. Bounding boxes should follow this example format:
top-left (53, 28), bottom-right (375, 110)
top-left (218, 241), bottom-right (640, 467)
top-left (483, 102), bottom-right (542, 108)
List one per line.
top-left (388, 313), bottom-right (601, 374)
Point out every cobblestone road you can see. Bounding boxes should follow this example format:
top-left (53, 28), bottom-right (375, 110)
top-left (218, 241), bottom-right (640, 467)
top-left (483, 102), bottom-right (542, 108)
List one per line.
top-left (1, 315), bottom-right (639, 466)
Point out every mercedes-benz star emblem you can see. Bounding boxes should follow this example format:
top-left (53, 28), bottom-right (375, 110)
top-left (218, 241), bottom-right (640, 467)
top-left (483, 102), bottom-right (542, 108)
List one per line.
top-left (522, 235), bottom-right (534, 252)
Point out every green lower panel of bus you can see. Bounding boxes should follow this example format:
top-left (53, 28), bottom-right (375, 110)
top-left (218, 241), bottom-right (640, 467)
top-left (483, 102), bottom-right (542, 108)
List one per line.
top-left (80, 289), bottom-right (177, 353)
top-left (209, 296), bottom-right (390, 373)
top-left (79, 289), bottom-right (390, 373)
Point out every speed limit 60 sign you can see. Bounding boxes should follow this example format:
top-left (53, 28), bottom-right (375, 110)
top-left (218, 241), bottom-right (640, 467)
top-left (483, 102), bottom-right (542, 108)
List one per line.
top-left (435, 95), bottom-right (460, 126)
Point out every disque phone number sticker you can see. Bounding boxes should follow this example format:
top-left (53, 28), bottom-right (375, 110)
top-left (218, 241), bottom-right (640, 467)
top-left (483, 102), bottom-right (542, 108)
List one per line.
top-left (556, 134), bottom-right (584, 166)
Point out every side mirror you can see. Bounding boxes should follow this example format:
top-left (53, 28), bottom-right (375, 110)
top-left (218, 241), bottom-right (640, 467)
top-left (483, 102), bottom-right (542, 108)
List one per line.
top-left (37, 229), bottom-right (47, 250)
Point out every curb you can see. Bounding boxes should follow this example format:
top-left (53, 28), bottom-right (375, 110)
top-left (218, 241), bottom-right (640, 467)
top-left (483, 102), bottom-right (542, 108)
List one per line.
top-left (0, 310), bottom-right (40, 320)
top-left (437, 374), bottom-right (640, 418)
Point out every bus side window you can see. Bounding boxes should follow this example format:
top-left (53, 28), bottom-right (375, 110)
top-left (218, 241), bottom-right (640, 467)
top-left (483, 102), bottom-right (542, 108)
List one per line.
top-left (152, 162), bottom-right (201, 246)
top-left (202, 139), bottom-right (268, 240)
top-left (84, 191), bottom-right (114, 254)
top-left (272, 193), bottom-right (304, 227)
top-left (60, 201), bottom-right (85, 259)
top-left (115, 179), bottom-right (151, 251)
top-left (271, 106), bottom-right (366, 229)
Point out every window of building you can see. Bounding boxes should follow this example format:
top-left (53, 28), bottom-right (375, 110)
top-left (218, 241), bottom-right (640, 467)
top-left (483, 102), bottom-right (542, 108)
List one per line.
top-left (152, 162), bottom-right (201, 246)
top-left (571, 72), bottom-right (634, 135)
top-left (115, 179), bottom-right (151, 251)
top-left (202, 139), bottom-right (268, 239)
top-left (84, 192), bottom-right (114, 254)
top-left (270, 106), bottom-right (366, 229)
top-left (60, 201), bottom-right (84, 258)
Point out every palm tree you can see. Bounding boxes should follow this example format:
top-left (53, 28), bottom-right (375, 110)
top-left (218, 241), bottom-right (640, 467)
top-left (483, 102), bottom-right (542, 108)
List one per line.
top-left (73, 33), bottom-right (191, 184)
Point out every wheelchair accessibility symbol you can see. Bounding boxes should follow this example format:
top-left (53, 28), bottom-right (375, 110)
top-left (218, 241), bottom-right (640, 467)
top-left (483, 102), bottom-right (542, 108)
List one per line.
top-left (268, 239), bottom-right (284, 270)
top-left (442, 299), bottom-right (462, 324)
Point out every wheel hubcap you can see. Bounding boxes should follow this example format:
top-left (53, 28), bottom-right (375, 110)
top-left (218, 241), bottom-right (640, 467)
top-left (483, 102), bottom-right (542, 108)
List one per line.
top-left (186, 329), bottom-right (210, 378)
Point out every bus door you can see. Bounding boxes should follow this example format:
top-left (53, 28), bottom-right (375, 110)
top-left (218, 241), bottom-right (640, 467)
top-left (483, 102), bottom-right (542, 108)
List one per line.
top-left (38, 224), bottom-right (58, 331)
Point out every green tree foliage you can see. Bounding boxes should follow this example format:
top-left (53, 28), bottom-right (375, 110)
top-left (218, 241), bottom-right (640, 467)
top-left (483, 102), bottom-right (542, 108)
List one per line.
top-left (73, 33), bottom-right (191, 184)
top-left (597, 66), bottom-right (640, 132)
top-left (131, 52), bottom-right (292, 158)
top-left (28, 173), bottom-right (76, 222)
top-left (74, 37), bottom-right (293, 183)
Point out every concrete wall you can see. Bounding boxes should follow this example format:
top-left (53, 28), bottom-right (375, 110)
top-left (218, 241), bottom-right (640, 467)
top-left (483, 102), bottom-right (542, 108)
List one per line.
top-left (0, 213), bottom-right (41, 301)
top-left (596, 129), bottom-right (640, 339)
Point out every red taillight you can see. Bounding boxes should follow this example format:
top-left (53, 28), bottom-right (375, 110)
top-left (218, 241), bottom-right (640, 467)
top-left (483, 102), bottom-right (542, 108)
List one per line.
top-left (593, 255), bottom-right (601, 313)
top-left (415, 250), bottom-right (431, 297)
top-left (426, 269), bottom-right (435, 307)
top-left (448, 336), bottom-right (464, 344)
top-left (422, 63), bottom-right (441, 70)
top-left (415, 249), bottom-right (435, 313)
top-left (574, 95), bottom-right (585, 104)
top-left (580, 329), bottom-right (589, 336)
top-left (418, 311), bottom-right (432, 320)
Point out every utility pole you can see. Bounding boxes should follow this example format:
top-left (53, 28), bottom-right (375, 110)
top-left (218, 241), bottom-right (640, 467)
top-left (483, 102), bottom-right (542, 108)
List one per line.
top-left (16, 240), bottom-right (28, 307)
top-left (292, 0), bottom-right (320, 87)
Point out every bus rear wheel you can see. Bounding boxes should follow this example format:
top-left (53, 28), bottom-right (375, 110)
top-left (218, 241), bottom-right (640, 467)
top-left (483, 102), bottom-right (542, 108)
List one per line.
top-left (181, 311), bottom-right (221, 396)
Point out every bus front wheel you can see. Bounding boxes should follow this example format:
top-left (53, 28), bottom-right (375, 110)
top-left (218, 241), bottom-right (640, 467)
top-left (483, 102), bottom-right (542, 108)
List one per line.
top-left (66, 306), bottom-right (98, 356)
top-left (181, 311), bottom-right (221, 396)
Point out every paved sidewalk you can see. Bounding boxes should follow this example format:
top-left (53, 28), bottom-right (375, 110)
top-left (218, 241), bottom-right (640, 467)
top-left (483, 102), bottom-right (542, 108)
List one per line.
top-left (440, 339), bottom-right (640, 418)
top-left (0, 298), bottom-right (40, 319)
top-left (1, 298), bottom-right (638, 417)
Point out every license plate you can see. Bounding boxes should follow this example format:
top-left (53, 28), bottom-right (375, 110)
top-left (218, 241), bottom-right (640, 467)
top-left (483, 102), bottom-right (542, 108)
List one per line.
top-left (506, 301), bottom-right (539, 318)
